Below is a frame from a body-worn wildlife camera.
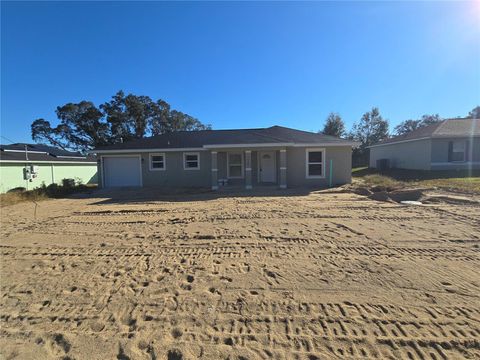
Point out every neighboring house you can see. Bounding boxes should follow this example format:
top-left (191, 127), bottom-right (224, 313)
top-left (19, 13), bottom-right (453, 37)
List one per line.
top-left (92, 125), bottom-right (357, 190)
top-left (0, 143), bottom-right (98, 193)
top-left (369, 118), bottom-right (480, 170)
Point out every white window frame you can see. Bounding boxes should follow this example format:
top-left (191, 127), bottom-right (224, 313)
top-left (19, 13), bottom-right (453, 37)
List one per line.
top-left (305, 148), bottom-right (325, 179)
top-left (149, 153), bottom-right (166, 171)
top-left (183, 152), bottom-right (200, 170)
top-left (227, 152), bottom-right (244, 179)
top-left (450, 140), bottom-right (466, 162)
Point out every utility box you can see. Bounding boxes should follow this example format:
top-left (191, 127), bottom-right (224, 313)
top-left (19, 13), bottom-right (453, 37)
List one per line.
top-left (23, 165), bottom-right (39, 181)
top-left (23, 166), bottom-right (32, 180)
top-left (30, 165), bottom-right (39, 179)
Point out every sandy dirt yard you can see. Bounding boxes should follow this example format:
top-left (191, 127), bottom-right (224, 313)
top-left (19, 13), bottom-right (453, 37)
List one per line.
top-left (1, 188), bottom-right (479, 360)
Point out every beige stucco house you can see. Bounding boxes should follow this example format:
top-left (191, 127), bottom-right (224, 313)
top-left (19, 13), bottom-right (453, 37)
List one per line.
top-left (92, 126), bottom-right (358, 190)
top-left (369, 118), bottom-right (479, 170)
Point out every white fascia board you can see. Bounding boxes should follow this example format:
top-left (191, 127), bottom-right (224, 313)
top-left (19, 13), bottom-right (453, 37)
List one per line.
top-left (90, 147), bottom-right (206, 154)
top-left (203, 143), bottom-right (294, 149)
top-left (292, 142), bottom-right (359, 147)
top-left (367, 137), bottom-right (431, 148)
top-left (0, 160), bottom-right (97, 164)
top-left (2, 149), bottom-right (48, 154)
top-left (431, 135), bottom-right (480, 139)
top-left (56, 155), bottom-right (87, 159)
top-left (431, 161), bottom-right (480, 166)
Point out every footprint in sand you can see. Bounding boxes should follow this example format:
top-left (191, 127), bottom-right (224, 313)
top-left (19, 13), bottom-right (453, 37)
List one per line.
top-left (209, 287), bottom-right (221, 296)
top-left (44, 333), bottom-right (71, 357)
top-left (180, 283), bottom-right (192, 291)
top-left (167, 349), bottom-right (183, 360)
top-left (171, 327), bottom-right (183, 339)
top-left (116, 343), bottom-right (130, 360)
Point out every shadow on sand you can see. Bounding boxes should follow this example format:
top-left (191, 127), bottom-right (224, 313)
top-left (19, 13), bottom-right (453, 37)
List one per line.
top-left (71, 186), bottom-right (339, 205)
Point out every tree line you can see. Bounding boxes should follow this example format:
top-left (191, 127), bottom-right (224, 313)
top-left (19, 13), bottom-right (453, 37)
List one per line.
top-left (31, 90), bottom-right (478, 161)
top-left (31, 90), bottom-right (211, 152)
top-left (320, 106), bottom-right (479, 166)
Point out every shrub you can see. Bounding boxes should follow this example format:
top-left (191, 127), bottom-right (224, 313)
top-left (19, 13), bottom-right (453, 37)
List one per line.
top-left (62, 178), bottom-right (75, 188)
top-left (7, 187), bottom-right (27, 193)
top-left (0, 183), bottom-right (96, 207)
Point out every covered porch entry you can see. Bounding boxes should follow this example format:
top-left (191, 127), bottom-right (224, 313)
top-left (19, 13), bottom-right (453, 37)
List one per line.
top-left (208, 146), bottom-right (287, 190)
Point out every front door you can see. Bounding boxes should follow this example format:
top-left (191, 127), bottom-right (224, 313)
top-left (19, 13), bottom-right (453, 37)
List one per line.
top-left (259, 151), bottom-right (276, 182)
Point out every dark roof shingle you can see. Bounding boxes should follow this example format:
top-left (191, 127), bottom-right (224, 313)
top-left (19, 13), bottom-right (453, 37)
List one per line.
top-left (0, 143), bottom-right (96, 163)
top-left (371, 118), bottom-right (479, 147)
top-left (94, 125), bottom-right (355, 151)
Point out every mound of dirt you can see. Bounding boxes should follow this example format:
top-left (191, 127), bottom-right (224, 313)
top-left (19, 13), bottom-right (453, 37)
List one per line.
top-left (352, 187), bottom-right (373, 196)
top-left (368, 191), bottom-right (396, 203)
top-left (422, 195), bottom-right (479, 205)
top-left (356, 185), bottom-right (426, 204)
top-left (388, 189), bottom-right (424, 202)
top-left (362, 186), bottom-right (480, 205)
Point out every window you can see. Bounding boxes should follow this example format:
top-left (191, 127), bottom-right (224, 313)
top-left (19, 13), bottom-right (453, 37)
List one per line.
top-left (149, 153), bottom-right (165, 171)
top-left (449, 141), bottom-right (466, 162)
top-left (184, 152), bottom-right (200, 170)
top-left (228, 152), bottom-right (244, 178)
top-left (306, 148), bottom-right (325, 178)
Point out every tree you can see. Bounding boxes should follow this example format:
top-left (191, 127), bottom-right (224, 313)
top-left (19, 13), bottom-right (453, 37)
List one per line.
top-left (149, 99), bottom-right (171, 135)
top-left (394, 114), bottom-right (442, 136)
top-left (31, 91), bottom-right (211, 152)
top-left (348, 108), bottom-right (389, 167)
top-left (350, 107), bottom-right (389, 148)
top-left (321, 112), bottom-right (346, 138)
top-left (100, 91), bottom-right (157, 143)
top-left (32, 101), bottom-right (109, 151)
top-left (31, 119), bottom-right (66, 150)
top-left (419, 113), bottom-right (442, 126)
top-left (393, 119), bottom-right (422, 136)
top-left (468, 106), bottom-right (480, 119)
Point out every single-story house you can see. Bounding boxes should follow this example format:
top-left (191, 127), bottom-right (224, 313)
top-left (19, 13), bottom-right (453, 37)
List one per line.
top-left (369, 118), bottom-right (480, 170)
top-left (0, 143), bottom-right (98, 193)
top-left (92, 126), bottom-right (358, 190)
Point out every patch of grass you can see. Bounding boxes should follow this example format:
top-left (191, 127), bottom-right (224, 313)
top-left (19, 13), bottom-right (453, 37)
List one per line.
top-left (352, 167), bottom-right (368, 173)
top-left (353, 168), bottom-right (480, 194)
top-left (418, 177), bottom-right (480, 193)
top-left (0, 191), bottom-right (49, 207)
top-left (0, 183), bottom-right (97, 207)
top-left (360, 174), bottom-right (403, 189)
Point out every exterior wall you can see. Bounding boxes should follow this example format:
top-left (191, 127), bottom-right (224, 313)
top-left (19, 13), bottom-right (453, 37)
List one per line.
top-left (369, 139), bottom-right (431, 170)
top-left (217, 152), bottom-right (228, 180)
top-left (251, 151), bottom-right (259, 185)
top-left (430, 137), bottom-right (480, 170)
top-left (98, 146), bottom-right (353, 189)
top-left (286, 146), bottom-right (352, 187)
top-left (141, 151), bottom-right (212, 188)
top-left (0, 163), bottom-right (98, 193)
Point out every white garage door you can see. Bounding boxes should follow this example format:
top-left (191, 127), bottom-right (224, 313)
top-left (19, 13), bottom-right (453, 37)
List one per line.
top-left (103, 156), bottom-right (142, 187)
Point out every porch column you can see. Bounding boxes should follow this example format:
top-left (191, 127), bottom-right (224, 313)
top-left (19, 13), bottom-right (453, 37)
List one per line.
top-left (245, 150), bottom-right (252, 189)
top-left (279, 149), bottom-right (287, 189)
top-left (211, 151), bottom-right (218, 190)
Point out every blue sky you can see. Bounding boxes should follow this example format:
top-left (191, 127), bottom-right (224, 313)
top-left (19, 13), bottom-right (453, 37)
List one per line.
top-left (1, 1), bottom-right (479, 143)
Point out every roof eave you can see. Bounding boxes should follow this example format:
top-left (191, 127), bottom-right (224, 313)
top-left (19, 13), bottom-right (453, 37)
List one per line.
top-left (91, 141), bottom-right (359, 153)
top-left (367, 137), bottom-right (431, 148)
